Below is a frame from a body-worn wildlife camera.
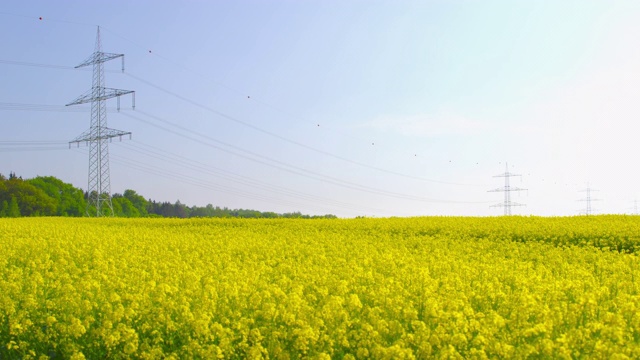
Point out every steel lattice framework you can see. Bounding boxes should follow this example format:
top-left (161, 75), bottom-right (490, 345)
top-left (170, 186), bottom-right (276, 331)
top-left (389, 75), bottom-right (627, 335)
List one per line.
top-left (578, 185), bottom-right (600, 216)
top-left (488, 163), bottom-right (527, 216)
top-left (67, 27), bottom-right (135, 216)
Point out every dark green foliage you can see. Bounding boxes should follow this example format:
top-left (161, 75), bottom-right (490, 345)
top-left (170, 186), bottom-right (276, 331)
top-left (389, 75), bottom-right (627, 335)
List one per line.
top-left (123, 189), bottom-right (148, 216)
top-left (111, 195), bottom-right (140, 217)
top-left (0, 173), bottom-right (336, 219)
top-left (8, 197), bottom-right (20, 217)
top-left (145, 201), bottom-right (337, 219)
top-left (0, 176), bottom-right (55, 216)
top-left (27, 176), bottom-right (86, 216)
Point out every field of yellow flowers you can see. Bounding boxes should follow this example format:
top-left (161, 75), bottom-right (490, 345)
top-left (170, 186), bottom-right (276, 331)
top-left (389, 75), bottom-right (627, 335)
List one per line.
top-left (2, 216), bottom-right (640, 359)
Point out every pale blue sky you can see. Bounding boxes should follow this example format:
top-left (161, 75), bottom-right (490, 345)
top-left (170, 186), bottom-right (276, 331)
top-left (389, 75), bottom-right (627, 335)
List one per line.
top-left (2, 1), bottom-right (640, 217)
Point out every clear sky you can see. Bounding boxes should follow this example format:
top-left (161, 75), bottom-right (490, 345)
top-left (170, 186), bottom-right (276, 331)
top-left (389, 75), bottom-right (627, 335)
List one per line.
top-left (2, 1), bottom-right (640, 217)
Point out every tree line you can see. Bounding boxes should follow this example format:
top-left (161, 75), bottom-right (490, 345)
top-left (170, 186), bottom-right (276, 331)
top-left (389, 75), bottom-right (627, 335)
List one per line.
top-left (0, 173), bottom-right (336, 219)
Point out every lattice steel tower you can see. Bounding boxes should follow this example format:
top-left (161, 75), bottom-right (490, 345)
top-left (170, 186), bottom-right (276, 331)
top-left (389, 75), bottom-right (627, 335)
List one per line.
top-left (578, 184), bottom-right (599, 216)
top-left (67, 27), bottom-right (135, 216)
top-left (488, 162), bottom-right (527, 215)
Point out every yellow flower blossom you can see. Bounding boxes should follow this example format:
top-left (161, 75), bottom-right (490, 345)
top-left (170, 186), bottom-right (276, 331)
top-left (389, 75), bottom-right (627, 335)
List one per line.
top-left (1, 216), bottom-right (640, 358)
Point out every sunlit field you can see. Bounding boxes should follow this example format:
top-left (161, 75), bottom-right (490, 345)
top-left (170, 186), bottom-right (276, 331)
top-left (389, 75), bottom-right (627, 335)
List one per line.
top-left (2, 216), bottom-right (640, 359)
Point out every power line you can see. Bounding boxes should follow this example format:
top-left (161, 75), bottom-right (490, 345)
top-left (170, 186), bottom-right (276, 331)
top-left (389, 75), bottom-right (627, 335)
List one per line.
top-left (0, 146), bottom-right (69, 152)
top-left (0, 34), bottom-right (491, 207)
top-left (0, 104), bottom-right (484, 211)
top-left (0, 140), bottom-right (69, 152)
top-left (102, 26), bottom-right (488, 186)
top-left (0, 59), bottom-right (74, 70)
top-left (80, 146), bottom-right (397, 216)
top-left (0, 102), bottom-right (125, 113)
top-left (2, 100), bottom-right (492, 204)
top-left (0, 140), bottom-right (68, 144)
top-left (125, 72), bottom-right (484, 187)
top-left (122, 110), bottom-right (490, 205)
top-left (94, 26), bottom-right (442, 168)
top-left (1, 56), bottom-right (486, 187)
top-left (11, 137), bottom-right (407, 215)
top-left (0, 59), bottom-right (120, 74)
top-left (116, 140), bottom-right (395, 215)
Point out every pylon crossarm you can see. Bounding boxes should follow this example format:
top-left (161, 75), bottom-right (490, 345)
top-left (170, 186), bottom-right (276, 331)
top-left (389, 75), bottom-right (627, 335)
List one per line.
top-left (65, 89), bottom-right (93, 106)
top-left (70, 128), bottom-right (131, 144)
top-left (66, 88), bottom-right (134, 106)
top-left (507, 187), bottom-right (527, 192)
top-left (69, 129), bottom-right (92, 146)
top-left (493, 172), bottom-right (520, 178)
top-left (99, 88), bottom-right (134, 102)
top-left (488, 187), bottom-right (527, 193)
top-left (75, 52), bottom-right (124, 69)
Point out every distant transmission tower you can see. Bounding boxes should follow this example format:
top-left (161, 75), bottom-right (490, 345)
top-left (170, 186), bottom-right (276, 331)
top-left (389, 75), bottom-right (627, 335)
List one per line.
top-left (488, 162), bottom-right (527, 215)
top-left (67, 26), bottom-right (135, 216)
top-left (578, 184), bottom-right (600, 216)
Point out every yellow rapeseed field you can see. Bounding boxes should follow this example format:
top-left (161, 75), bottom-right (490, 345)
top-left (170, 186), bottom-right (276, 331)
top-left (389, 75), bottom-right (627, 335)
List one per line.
top-left (1, 216), bottom-right (640, 359)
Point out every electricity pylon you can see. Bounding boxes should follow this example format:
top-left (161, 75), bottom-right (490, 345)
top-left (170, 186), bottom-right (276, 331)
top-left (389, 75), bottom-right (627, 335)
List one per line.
top-left (578, 184), bottom-right (600, 216)
top-left (67, 26), bottom-right (135, 216)
top-left (488, 162), bottom-right (527, 215)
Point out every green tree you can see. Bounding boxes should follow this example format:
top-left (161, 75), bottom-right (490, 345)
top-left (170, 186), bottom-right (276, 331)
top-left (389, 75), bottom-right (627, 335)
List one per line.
top-left (0, 174), bottom-right (8, 207)
top-left (0, 200), bottom-right (7, 217)
top-left (8, 196), bottom-right (20, 217)
top-left (174, 200), bottom-right (189, 218)
top-left (27, 176), bottom-right (86, 216)
top-left (4, 177), bottom-right (55, 216)
top-left (0, 175), bottom-right (6, 217)
top-left (123, 189), bottom-right (148, 216)
top-left (112, 195), bottom-right (140, 217)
